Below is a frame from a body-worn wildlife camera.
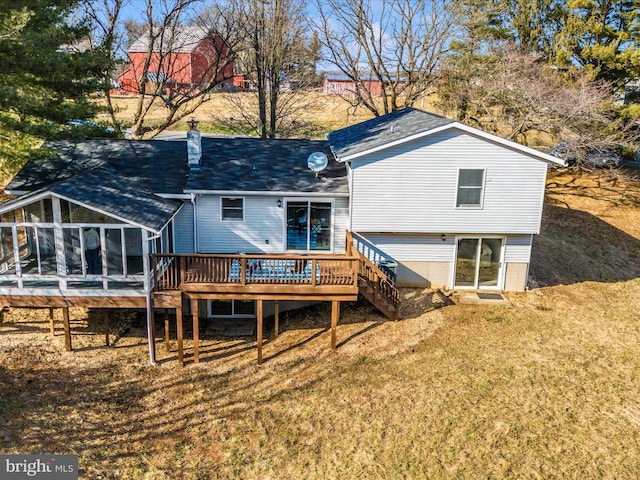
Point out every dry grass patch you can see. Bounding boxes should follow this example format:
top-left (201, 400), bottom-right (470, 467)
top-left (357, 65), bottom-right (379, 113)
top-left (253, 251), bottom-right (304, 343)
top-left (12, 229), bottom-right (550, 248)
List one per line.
top-left (531, 169), bottom-right (640, 287)
top-left (1, 170), bottom-right (640, 478)
top-left (103, 92), bottom-right (390, 138)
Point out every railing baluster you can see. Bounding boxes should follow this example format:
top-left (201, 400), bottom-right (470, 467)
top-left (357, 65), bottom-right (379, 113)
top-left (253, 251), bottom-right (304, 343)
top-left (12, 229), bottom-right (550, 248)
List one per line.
top-left (152, 253), bottom-right (362, 293)
top-left (311, 259), bottom-right (317, 287)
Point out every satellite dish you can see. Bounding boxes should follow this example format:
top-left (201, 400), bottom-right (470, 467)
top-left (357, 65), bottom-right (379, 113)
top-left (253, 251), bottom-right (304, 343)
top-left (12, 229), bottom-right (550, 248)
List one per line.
top-left (307, 152), bottom-right (328, 178)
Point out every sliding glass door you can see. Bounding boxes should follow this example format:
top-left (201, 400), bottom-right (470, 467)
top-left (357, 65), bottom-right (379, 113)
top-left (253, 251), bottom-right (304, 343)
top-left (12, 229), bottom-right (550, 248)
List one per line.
top-left (454, 237), bottom-right (503, 289)
top-left (286, 201), bottom-right (331, 251)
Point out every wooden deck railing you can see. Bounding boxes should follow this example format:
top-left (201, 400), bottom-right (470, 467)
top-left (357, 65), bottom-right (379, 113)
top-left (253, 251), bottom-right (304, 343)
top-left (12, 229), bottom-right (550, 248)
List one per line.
top-left (356, 255), bottom-right (401, 306)
top-left (346, 231), bottom-right (401, 318)
top-left (349, 231), bottom-right (398, 284)
top-left (151, 253), bottom-right (359, 292)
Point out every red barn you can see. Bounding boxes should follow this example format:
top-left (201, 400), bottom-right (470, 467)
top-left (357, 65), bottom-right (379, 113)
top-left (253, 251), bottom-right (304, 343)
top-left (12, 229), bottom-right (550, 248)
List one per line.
top-left (323, 73), bottom-right (408, 98)
top-left (118, 26), bottom-right (235, 94)
top-left (323, 73), bottom-right (383, 97)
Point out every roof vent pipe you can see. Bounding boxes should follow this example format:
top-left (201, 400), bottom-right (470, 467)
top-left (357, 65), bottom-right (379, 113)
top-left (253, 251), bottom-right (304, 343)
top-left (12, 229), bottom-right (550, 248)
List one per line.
top-left (187, 117), bottom-right (201, 170)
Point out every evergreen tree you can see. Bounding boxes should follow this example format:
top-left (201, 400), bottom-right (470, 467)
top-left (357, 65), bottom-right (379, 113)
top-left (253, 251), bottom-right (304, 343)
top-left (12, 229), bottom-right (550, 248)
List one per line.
top-left (502, 0), bottom-right (567, 60)
top-left (0, 0), bottom-right (108, 176)
top-left (554, 0), bottom-right (640, 85)
top-left (442, 0), bottom-right (508, 122)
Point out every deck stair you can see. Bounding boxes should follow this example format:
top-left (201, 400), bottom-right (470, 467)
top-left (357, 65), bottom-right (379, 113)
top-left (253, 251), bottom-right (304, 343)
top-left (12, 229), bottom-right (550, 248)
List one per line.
top-left (354, 255), bottom-right (400, 320)
top-left (348, 232), bottom-right (400, 320)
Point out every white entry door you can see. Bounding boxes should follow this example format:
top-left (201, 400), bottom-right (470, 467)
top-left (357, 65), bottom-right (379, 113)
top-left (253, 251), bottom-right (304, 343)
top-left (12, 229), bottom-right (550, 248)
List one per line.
top-left (454, 237), bottom-right (503, 289)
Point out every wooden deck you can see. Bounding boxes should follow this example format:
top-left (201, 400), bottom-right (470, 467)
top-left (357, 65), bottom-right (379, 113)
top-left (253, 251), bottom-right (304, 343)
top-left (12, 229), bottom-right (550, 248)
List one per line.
top-left (151, 253), bottom-right (360, 301)
top-left (0, 249), bottom-right (398, 366)
top-left (150, 253), bottom-right (361, 366)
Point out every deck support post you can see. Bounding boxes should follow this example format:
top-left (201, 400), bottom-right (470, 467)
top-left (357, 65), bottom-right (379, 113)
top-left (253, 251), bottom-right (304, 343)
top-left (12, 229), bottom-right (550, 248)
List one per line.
top-left (104, 310), bottom-right (110, 346)
top-left (176, 305), bottom-right (184, 367)
top-left (62, 307), bottom-right (72, 352)
top-left (49, 308), bottom-right (55, 336)
top-left (164, 309), bottom-right (171, 352)
top-left (331, 301), bottom-right (340, 350)
top-left (257, 300), bottom-right (263, 365)
top-left (192, 298), bottom-right (199, 364)
top-left (273, 301), bottom-right (279, 339)
top-left (146, 295), bottom-right (156, 366)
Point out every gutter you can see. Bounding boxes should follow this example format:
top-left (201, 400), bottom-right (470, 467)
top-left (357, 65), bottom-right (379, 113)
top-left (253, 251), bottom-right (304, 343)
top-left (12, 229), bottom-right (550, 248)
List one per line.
top-left (184, 190), bottom-right (349, 197)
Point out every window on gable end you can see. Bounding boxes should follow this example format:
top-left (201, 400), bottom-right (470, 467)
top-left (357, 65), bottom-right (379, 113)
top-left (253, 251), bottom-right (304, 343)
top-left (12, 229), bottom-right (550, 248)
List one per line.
top-left (221, 197), bottom-right (244, 221)
top-left (456, 169), bottom-right (485, 208)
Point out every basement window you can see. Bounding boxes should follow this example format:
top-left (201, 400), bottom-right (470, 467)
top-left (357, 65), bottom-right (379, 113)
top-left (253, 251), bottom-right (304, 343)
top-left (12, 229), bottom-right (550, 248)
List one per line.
top-left (221, 197), bottom-right (244, 221)
top-left (208, 300), bottom-right (255, 318)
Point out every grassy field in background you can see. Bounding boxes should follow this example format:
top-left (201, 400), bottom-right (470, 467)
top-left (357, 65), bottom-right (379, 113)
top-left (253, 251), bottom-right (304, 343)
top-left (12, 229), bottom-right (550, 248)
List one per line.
top-left (102, 92), bottom-right (383, 138)
top-left (1, 170), bottom-right (640, 479)
top-left (102, 92), bottom-right (444, 139)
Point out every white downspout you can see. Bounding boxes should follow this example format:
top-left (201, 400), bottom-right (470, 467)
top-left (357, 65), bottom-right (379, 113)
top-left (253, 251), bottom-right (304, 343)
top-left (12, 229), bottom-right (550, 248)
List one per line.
top-left (143, 229), bottom-right (159, 366)
top-left (191, 192), bottom-right (198, 253)
top-left (146, 293), bottom-right (156, 366)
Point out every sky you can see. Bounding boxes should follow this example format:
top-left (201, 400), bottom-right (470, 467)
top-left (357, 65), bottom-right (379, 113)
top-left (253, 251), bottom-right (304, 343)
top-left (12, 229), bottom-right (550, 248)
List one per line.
top-left (118, 0), bottom-right (325, 22)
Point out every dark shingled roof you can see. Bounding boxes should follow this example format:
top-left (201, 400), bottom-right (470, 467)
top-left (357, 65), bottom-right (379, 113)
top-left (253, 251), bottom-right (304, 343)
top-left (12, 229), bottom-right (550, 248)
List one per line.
top-left (6, 139), bottom-right (190, 195)
top-left (327, 107), bottom-right (453, 160)
top-left (6, 137), bottom-right (347, 196)
top-left (2, 136), bottom-right (347, 229)
top-left (4, 140), bottom-right (187, 232)
top-left (48, 165), bottom-right (182, 232)
top-left (0, 165), bottom-right (181, 232)
top-left (185, 137), bottom-right (348, 193)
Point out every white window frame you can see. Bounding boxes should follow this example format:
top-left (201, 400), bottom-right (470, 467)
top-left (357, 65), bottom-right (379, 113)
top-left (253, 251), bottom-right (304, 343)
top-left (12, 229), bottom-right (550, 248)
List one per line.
top-left (220, 197), bottom-right (244, 222)
top-left (284, 198), bottom-right (334, 253)
top-left (449, 235), bottom-right (506, 290)
top-left (455, 168), bottom-right (486, 208)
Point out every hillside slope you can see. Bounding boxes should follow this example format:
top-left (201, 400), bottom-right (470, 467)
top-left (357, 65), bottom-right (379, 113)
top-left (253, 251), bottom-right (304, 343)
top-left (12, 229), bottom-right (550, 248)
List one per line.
top-left (0, 170), bottom-right (639, 478)
top-left (531, 170), bottom-right (640, 287)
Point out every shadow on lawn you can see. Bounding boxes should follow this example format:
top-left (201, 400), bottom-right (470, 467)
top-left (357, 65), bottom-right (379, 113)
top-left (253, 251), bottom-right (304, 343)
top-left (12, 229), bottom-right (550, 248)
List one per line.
top-left (0, 340), bottom-right (343, 477)
top-left (530, 203), bottom-right (640, 287)
top-left (0, 308), bottom-right (144, 350)
top-left (1, 279), bottom-right (449, 370)
top-left (156, 298), bottom-right (388, 366)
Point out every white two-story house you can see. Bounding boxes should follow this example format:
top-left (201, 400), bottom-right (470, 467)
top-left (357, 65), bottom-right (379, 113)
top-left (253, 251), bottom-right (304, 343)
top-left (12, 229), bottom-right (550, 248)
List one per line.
top-left (0, 108), bottom-right (562, 364)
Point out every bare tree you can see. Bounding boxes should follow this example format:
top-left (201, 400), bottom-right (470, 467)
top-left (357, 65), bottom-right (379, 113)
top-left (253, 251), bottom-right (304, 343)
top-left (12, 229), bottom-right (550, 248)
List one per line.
top-left (314, 0), bottom-right (459, 116)
top-left (83, 0), bottom-right (247, 139)
top-left (123, 0), bottom-right (248, 138)
top-left (123, 19), bottom-right (147, 49)
top-left (437, 43), bottom-right (640, 164)
top-left (222, 0), bottom-right (314, 139)
top-left (79, 0), bottom-right (126, 133)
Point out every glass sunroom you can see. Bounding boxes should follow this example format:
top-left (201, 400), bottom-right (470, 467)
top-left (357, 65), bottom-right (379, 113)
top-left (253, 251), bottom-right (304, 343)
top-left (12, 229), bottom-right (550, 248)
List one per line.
top-left (0, 192), bottom-right (179, 297)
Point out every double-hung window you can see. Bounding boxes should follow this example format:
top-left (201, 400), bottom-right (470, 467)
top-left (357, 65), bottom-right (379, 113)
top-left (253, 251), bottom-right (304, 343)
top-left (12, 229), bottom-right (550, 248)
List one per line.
top-left (221, 197), bottom-right (244, 221)
top-left (456, 169), bottom-right (485, 208)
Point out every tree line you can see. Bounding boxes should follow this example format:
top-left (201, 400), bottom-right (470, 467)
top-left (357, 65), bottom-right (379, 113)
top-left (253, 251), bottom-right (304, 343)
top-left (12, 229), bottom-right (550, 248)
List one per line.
top-left (0, 0), bottom-right (638, 175)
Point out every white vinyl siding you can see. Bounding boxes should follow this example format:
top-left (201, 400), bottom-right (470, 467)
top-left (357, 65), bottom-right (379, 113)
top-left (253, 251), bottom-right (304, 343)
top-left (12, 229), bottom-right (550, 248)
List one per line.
top-left (350, 128), bottom-right (549, 234)
top-left (197, 195), bottom-right (283, 253)
top-left (173, 202), bottom-right (194, 253)
top-left (365, 234), bottom-right (533, 264)
top-left (196, 195), bottom-right (349, 254)
top-left (361, 233), bottom-right (455, 262)
top-left (333, 198), bottom-right (349, 254)
top-left (503, 235), bottom-right (533, 263)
